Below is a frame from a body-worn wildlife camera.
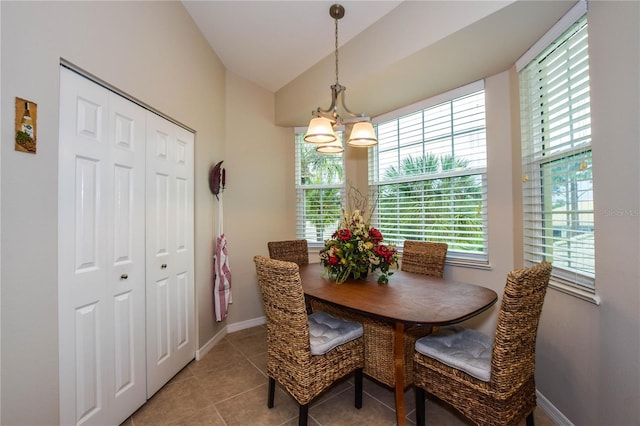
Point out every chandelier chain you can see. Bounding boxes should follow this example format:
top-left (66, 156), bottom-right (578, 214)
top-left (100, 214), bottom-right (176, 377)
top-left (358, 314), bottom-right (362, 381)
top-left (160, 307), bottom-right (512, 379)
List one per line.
top-left (334, 15), bottom-right (339, 86)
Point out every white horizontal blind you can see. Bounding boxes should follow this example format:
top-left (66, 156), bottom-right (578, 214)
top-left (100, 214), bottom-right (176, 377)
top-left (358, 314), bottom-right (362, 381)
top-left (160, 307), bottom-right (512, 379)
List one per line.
top-left (295, 132), bottom-right (345, 243)
top-left (520, 13), bottom-right (595, 291)
top-left (370, 86), bottom-right (488, 261)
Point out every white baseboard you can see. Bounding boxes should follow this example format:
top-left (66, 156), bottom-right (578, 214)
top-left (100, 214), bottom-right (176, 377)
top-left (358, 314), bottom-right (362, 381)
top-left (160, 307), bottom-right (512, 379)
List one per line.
top-left (227, 316), bottom-right (266, 333)
top-left (195, 327), bottom-right (227, 360)
top-left (195, 316), bottom-right (266, 360)
top-left (537, 389), bottom-right (573, 425)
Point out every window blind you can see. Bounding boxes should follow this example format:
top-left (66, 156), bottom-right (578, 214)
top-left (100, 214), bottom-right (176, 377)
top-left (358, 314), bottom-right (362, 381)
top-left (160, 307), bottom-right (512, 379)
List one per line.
top-left (370, 85), bottom-right (488, 262)
top-left (520, 12), bottom-right (595, 292)
top-left (295, 132), bottom-right (345, 244)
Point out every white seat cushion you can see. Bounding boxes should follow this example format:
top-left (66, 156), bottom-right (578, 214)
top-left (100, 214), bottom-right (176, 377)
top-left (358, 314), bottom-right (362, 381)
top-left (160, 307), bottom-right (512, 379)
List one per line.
top-left (415, 325), bottom-right (492, 382)
top-left (308, 312), bottom-right (363, 355)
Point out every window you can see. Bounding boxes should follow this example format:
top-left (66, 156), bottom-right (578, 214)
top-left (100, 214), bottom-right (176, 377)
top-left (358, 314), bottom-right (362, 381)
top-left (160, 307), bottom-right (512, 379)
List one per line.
top-left (370, 82), bottom-right (488, 263)
top-left (519, 2), bottom-right (595, 295)
top-left (295, 132), bottom-right (344, 244)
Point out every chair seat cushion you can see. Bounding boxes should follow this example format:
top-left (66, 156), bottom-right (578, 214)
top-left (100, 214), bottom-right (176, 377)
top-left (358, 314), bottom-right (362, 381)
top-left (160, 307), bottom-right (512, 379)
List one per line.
top-left (415, 325), bottom-right (492, 382)
top-left (308, 312), bottom-right (363, 355)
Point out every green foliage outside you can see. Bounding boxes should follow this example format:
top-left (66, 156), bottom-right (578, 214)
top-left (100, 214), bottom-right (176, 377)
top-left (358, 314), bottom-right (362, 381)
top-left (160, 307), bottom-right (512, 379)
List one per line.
top-left (299, 142), bottom-right (343, 242)
top-left (376, 153), bottom-right (484, 253)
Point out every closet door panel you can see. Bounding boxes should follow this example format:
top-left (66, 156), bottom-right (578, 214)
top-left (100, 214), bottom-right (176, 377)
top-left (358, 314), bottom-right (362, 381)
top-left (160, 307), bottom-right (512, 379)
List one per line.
top-left (107, 93), bottom-right (147, 425)
top-left (146, 114), bottom-right (195, 398)
top-left (59, 68), bottom-right (147, 426)
top-left (59, 68), bottom-right (111, 426)
top-left (170, 127), bottom-right (195, 369)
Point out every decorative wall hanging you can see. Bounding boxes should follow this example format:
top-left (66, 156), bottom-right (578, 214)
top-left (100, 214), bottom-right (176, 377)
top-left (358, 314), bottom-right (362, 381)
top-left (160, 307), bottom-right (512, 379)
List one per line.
top-left (209, 160), bottom-right (226, 200)
top-left (15, 97), bottom-right (37, 154)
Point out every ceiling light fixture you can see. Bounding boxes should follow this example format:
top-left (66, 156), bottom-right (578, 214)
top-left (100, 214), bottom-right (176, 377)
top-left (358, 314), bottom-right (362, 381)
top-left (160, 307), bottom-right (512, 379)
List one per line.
top-left (303, 4), bottom-right (378, 152)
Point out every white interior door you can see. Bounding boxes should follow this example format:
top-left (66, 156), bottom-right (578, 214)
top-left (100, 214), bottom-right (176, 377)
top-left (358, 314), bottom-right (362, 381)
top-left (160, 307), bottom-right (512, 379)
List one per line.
top-left (59, 68), bottom-right (146, 425)
top-left (145, 112), bottom-right (195, 397)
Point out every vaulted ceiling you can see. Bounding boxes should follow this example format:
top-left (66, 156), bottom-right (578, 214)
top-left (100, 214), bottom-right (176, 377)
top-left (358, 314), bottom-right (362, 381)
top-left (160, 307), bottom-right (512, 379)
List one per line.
top-left (182, 1), bottom-right (577, 125)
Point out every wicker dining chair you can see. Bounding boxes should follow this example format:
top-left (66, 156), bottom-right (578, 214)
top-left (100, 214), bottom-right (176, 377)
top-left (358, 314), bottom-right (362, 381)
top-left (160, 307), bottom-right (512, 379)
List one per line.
top-left (401, 240), bottom-right (448, 277)
top-left (267, 239), bottom-right (309, 266)
top-left (253, 256), bottom-right (364, 426)
top-left (413, 261), bottom-right (552, 426)
top-left (268, 239), bottom-right (312, 313)
top-left (309, 240), bottom-right (448, 388)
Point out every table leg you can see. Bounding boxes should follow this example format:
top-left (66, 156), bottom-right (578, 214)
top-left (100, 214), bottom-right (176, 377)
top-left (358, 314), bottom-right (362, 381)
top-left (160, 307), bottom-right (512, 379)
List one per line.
top-left (394, 322), bottom-right (406, 426)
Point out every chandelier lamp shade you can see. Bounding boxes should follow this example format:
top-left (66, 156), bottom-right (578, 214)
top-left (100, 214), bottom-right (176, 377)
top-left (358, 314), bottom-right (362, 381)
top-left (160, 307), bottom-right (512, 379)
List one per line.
top-left (303, 4), bottom-right (378, 152)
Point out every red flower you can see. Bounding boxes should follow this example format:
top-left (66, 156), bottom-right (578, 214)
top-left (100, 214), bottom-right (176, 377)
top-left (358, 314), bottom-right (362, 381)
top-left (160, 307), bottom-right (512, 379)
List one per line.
top-left (369, 227), bottom-right (383, 244)
top-left (336, 229), bottom-right (352, 241)
top-left (376, 244), bottom-right (395, 262)
top-left (328, 255), bottom-right (340, 266)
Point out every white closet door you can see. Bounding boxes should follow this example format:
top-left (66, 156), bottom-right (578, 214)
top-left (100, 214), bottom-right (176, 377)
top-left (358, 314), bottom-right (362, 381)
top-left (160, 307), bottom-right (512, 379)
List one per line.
top-left (107, 93), bottom-right (147, 423)
top-left (145, 112), bottom-right (195, 397)
top-left (59, 68), bottom-right (147, 425)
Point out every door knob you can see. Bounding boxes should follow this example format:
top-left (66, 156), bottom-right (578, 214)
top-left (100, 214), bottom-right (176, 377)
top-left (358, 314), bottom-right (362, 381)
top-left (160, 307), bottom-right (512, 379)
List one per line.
top-left (161, 264), bottom-right (167, 269)
top-left (120, 274), bottom-right (128, 280)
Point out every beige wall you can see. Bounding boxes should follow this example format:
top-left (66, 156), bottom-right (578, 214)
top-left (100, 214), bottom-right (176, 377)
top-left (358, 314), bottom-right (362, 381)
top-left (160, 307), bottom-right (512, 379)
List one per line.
top-left (534, 2), bottom-right (640, 423)
top-left (223, 71), bottom-right (294, 325)
top-left (0, 1), bottom-right (227, 423)
top-left (1, 1), bottom-right (638, 425)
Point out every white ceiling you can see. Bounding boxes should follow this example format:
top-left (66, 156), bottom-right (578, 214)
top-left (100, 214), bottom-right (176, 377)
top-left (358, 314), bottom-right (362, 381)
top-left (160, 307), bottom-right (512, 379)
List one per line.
top-left (182, 0), bottom-right (576, 98)
top-left (182, 1), bottom-right (405, 92)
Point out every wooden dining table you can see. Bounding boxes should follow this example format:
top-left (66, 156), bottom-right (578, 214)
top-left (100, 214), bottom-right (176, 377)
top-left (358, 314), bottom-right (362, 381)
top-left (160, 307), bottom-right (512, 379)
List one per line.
top-left (298, 263), bottom-right (498, 426)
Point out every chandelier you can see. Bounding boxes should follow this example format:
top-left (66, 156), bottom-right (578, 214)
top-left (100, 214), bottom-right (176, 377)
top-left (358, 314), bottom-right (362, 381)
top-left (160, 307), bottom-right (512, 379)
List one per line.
top-left (304, 4), bottom-right (378, 153)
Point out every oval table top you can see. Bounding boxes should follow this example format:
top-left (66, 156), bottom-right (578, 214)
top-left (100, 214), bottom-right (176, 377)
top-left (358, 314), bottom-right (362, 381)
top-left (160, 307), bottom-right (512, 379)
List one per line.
top-left (298, 263), bottom-right (498, 326)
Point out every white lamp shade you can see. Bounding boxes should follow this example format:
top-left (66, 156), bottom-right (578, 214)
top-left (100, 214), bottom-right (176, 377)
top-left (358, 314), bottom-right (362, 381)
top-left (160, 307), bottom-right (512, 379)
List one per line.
top-left (347, 121), bottom-right (378, 147)
top-left (304, 117), bottom-right (337, 144)
top-left (316, 139), bottom-right (344, 154)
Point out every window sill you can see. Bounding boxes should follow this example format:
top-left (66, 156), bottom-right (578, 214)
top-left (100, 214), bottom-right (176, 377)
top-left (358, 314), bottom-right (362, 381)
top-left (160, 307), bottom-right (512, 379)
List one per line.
top-left (548, 278), bottom-right (601, 305)
top-left (445, 258), bottom-right (492, 271)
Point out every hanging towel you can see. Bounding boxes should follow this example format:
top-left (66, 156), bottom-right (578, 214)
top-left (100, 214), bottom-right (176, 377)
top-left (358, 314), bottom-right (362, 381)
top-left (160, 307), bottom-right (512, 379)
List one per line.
top-left (213, 192), bottom-right (232, 321)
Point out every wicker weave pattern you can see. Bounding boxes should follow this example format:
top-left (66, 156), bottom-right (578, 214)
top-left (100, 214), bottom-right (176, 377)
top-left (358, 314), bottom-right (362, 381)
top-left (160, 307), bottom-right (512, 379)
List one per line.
top-left (400, 241), bottom-right (448, 277)
top-left (413, 261), bottom-right (552, 426)
top-left (267, 240), bottom-right (309, 266)
top-left (253, 256), bottom-right (363, 407)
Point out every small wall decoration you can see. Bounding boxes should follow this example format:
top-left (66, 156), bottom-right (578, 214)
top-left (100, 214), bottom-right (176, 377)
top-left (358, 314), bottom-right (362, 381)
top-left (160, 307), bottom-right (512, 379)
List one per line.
top-left (208, 160), bottom-right (226, 200)
top-left (15, 97), bottom-right (37, 154)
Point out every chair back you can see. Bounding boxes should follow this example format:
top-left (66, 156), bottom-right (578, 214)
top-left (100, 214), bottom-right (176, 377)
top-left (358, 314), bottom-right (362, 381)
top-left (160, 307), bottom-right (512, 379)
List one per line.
top-left (267, 239), bottom-right (309, 266)
top-left (491, 261), bottom-right (552, 396)
top-left (401, 241), bottom-right (448, 277)
top-left (253, 255), bottom-right (312, 362)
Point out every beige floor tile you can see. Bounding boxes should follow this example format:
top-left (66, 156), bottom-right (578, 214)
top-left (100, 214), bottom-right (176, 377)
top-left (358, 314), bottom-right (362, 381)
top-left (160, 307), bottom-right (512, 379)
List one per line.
top-left (248, 350), bottom-right (268, 375)
top-left (122, 325), bottom-right (558, 426)
top-left (131, 375), bottom-right (211, 425)
top-left (195, 357), bottom-right (267, 403)
top-left (215, 383), bottom-right (299, 426)
top-left (227, 328), bottom-right (268, 357)
top-left (188, 340), bottom-right (247, 376)
top-left (310, 387), bottom-right (398, 426)
top-left (362, 376), bottom-right (415, 413)
top-left (164, 404), bottom-right (227, 426)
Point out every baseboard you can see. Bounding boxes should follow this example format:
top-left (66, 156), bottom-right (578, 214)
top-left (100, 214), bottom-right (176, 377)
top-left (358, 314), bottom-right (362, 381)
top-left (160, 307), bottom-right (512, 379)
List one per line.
top-left (227, 316), bottom-right (266, 333)
top-left (537, 389), bottom-right (573, 425)
top-left (195, 327), bottom-right (227, 360)
top-left (195, 316), bottom-right (266, 360)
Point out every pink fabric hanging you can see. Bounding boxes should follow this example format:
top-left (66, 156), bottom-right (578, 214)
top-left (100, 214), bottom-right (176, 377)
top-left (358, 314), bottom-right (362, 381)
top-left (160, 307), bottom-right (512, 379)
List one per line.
top-left (213, 190), bottom-right (232, 321)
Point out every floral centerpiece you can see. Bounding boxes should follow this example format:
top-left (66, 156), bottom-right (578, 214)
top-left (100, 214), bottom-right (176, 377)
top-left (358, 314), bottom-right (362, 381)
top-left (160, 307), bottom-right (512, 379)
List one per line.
top-left (319, 190), bottom-right (398, 284)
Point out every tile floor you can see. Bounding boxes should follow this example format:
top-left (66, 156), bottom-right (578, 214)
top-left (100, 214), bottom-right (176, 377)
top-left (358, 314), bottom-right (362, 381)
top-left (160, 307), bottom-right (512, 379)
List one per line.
top-left (122, 325), bottom-right (556, 426)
